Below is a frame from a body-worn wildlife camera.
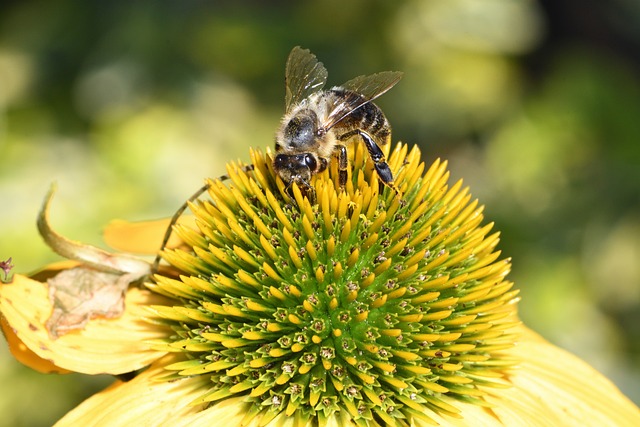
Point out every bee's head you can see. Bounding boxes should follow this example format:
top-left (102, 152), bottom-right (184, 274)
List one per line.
top-left (281, 110), bottom-right (319, 149)
top-left (273, 152), bottom-right (319, 185)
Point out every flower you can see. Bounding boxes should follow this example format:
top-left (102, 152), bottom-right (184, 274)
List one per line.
top-left (2, 143), bottom-right (639, 426)
top-left (1, 257), bottom-right (14, 282)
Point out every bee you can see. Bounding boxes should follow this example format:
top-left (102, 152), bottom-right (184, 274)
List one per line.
top-left (274, 46), bottom-right (402, 202)
top-left (152, 47), bottom-right (402, 273)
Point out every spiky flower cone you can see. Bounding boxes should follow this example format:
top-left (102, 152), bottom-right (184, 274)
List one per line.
top-left (150, 142), bottom-right (518, 426)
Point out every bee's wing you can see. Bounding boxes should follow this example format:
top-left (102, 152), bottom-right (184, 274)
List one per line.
top-left (323, 71), bottom-right (402, 131)
top-left (285, 47), bottom-right (328, 112)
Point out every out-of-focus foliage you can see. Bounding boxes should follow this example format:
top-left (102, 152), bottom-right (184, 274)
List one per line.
top-left (1, 0), bottom-right (638, 425)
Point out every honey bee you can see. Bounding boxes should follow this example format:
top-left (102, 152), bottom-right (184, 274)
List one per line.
top-left (274, 46), bottom-right (402, 202)
top-left (152, 47), bottom-right (402, 273)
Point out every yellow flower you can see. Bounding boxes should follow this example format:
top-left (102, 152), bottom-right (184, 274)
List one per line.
top-left (2, 143), bottom-right (639, 426)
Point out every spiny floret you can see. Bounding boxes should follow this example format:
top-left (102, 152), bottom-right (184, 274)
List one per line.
top-left (148, 142), bottom-right (519, 426)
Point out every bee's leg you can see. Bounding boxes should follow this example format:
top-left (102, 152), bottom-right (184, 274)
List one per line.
top-left (336, 144), bottom-right (348, 190)
top-left (152, 164), bottom-right (255, 275)
top-left (152, 183), bottom-right (209, 274)
top-left (338, 130), bottom-right (398, 194)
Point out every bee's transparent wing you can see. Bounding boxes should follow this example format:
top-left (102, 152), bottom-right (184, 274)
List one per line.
top-left (324, 71), bottom-right (402, 130)
top-left (285, 47), bottom-right (328, 112)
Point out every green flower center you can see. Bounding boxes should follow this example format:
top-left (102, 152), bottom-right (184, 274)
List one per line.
top-left (150, 143), bottom-right (519, 425)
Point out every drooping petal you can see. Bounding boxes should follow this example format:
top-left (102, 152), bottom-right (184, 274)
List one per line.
top-left (1, 267), bottom-right (171, 375)
top-left (1, 314), bottom-right (70, 373)
top-left (54, 355), bottom-right (212, 427)
top-left (103, 216), bottom-right (197, 254)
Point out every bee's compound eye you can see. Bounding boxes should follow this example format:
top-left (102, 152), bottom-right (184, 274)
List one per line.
top-left (304, 154), bottom-right (318, 171)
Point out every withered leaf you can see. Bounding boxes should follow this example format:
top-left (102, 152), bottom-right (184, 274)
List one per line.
top-left (46, 266), bottom-right (143, 339)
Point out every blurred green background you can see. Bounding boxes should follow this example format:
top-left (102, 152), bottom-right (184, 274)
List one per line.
top-left (1, 1), bottom-right (639, 425)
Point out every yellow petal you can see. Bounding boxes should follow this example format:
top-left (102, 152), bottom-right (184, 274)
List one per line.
top-left (54, 355), bottom-right (212, 427)
top-left (484, 325), bottom-right (640, 426)
top-left (56, 355), bottom-right (348, 427)
top-left (1, 314), bottom-right (70, 374)
top-left (103, 216), bottom-right (197, 254)
top-left (420, 324), bottom-right (640, 427)
top-left (1, 269), bottom-right (170, 375)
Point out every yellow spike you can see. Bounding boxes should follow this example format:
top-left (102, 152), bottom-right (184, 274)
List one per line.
top-left (242, 331), bottom-right (267, 340)
top-left (347, 248), bottom-right (360, 268)
top-left (385, 238), bottom-right (408, 258)
top-left (401, 365), bottom-right (431, 375)
top-left (416, 379), bottom-right (449, 393)
top-left (234, 245), bottom-right (261, 268)
top-left (305, 240), bottom-right (317, 261)
top-left (339, 219), bottom-right (352, 243)
top-left (266, 322), bottom-right (284, 332)
top-left (362, 232), bottom-right (378, 249)
top-left (282, 228), bottom-right (298, 250)
top-left (333, 262), bottom-right (343, 279)
top-left (391, 349), bottom-right (420, 361)
top-left (326, 235), bottom-right (336, 257)
top-left (373, 258), bottom-right (392, 276)
top-left (361, 272), bottom-right (376, 287)
top-left (259, 234), bottom-right (278, 261)
top-left (355, 311), bottom-right (369, 322)
top-left (386, 287), bottom-right (406, 300)
top-left (276, 373), bottom-right (292, 385)
top-left (354, 370), bottom-right (375, 385)
top-left (397, 313), bottom-right (423, 322)
top-left (397, 263), bottom-right (418, 280)
top-left (379, 375), bottom-right (409, 389)
top-left (321, 188), bottom-right (333, 234)
top-left (368, 211), bottom-right (387, 234)
top-left (252, 215), bottom-right (272, 239)
top-left (288, 314), bottom-right (302, 325)
top-left (302, 215), bottom-right (315, 240)
top-left (428, 296), bottom-right (459, 309)
top-left (346, 290), bottom-right (358, 302)
top-left (237, 270), bottom-right (261, 289)
top-left (288, 285), bottom-right (302, 298)
top-left (269, 285), bottom-right (288, 301)
top-left (337, 193), bottom-right (350, 219)
top-left (421, 309), bottom-right (453, 321)
top-left (302, 299), bottom-right (315, 313)
top-left (266, 190), bottom-right (293, 232)
top-left (288, 245), bottom-right (303, 269)
top-left (227, 218), bottom-right (254, 247)
top-left (269, 348), bottom-right (289, 358)
top-left (245, 299), bottom-right (270, 312)
top-left (370, 294), bottom-right (387, 309)
top-left (249, 358), bottom-right (272, 368)
top-left (291, 343), bottom-right (305, 353)
top-left (263, 262), bottom-right (282, 281)
top-left (309, 390), bottom-right (321, 407)
top-left (299, 364), bottom-right (312, 374)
